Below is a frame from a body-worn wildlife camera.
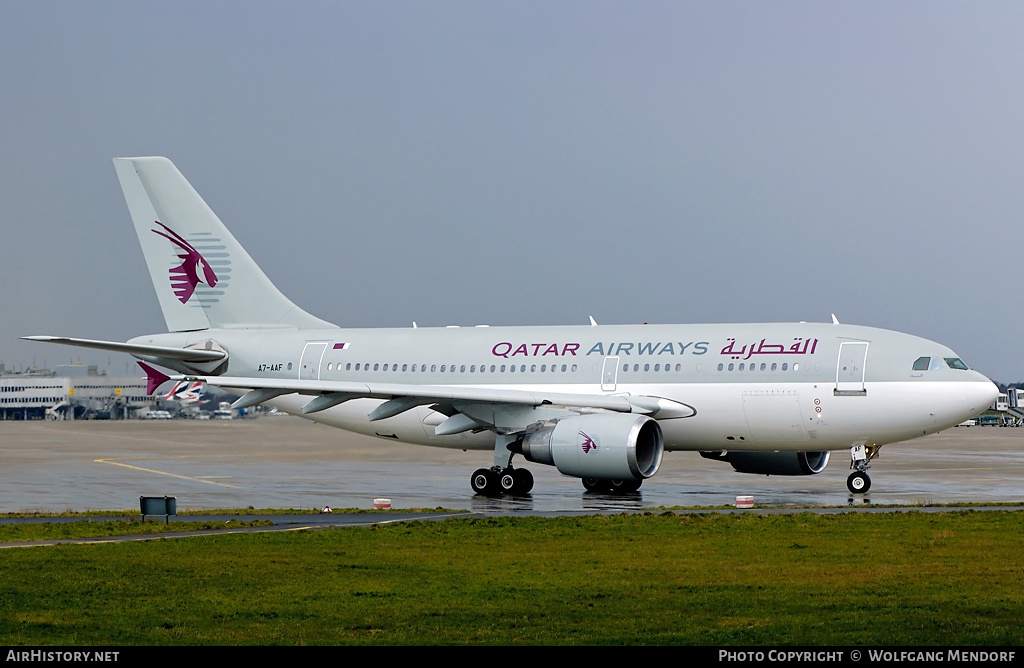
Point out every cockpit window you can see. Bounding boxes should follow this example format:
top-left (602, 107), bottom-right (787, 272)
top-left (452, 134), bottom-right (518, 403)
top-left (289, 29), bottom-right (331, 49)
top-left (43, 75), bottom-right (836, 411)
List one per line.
top-left (915, 356), bottom-right (968, 371)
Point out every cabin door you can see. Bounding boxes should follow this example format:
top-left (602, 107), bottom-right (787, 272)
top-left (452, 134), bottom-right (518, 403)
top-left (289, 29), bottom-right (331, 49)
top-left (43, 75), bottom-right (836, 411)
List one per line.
top-left (601, 356), bottom-right (620, 392)
top-left (835, 342), bottom-right (868, 396)
top-left (299, 342), bottom-right (328, 380)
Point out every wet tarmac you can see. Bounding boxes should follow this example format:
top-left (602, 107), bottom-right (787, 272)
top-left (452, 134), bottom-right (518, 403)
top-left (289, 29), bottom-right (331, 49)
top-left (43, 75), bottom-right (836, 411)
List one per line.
top-left (2, 416), bottom-right (1022, 514)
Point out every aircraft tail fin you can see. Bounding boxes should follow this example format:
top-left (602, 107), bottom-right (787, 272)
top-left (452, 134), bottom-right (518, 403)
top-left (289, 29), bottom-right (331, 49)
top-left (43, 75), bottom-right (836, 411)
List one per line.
top-left (113, 157), bottom-right (336, 332)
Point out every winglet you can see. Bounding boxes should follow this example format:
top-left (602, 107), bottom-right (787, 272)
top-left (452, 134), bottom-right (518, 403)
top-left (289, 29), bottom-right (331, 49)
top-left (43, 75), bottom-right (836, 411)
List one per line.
top-left (831, 313), bottom-right (840, 325)
top-left (138, 361), bottom-right (171, 395)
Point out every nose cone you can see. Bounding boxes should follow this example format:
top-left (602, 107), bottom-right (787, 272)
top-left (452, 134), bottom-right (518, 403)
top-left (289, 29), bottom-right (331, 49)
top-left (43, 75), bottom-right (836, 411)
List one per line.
top-left (966, 372), bottom-right (999, 416)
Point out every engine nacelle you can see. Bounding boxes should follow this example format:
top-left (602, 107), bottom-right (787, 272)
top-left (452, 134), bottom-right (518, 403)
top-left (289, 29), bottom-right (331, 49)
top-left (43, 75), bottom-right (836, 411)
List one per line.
top-left (518, 414), bottom-right (664, 480)
top-left (699, 450), bottom-right (831, 476)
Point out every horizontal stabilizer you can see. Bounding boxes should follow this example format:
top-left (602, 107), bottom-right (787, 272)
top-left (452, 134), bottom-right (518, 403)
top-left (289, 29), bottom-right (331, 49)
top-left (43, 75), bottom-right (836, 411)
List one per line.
top-left (23, 336), bottom-right (226, 362)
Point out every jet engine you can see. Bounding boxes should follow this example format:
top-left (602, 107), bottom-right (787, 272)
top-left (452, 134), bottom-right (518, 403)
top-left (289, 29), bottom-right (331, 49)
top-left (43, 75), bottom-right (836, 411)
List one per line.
top-left (699, 450), bottom-right (831, 476)
top-left (517, 414), bottom-right (663, 481)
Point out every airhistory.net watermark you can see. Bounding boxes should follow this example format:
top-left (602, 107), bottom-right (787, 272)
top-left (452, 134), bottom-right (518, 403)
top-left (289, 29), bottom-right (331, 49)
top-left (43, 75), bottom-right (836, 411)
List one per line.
top-left (6, 651), bottom-right (119, 663)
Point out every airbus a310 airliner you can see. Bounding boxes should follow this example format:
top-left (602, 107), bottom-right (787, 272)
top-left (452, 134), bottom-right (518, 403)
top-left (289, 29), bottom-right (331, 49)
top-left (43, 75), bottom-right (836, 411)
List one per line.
top-left (26, 157), bottom-right (998, 496)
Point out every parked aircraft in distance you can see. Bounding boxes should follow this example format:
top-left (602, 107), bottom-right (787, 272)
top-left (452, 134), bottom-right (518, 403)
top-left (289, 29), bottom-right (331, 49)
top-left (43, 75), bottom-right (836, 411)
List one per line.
top-left (164, 380), bottom-right (203, 404)
top-left (26, 157), bottom-right (998, 496)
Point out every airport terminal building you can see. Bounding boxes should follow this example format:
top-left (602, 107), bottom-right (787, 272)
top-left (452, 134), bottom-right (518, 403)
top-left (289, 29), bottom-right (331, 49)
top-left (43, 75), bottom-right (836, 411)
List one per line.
top-left (0, 363), bottom-right (155, 420)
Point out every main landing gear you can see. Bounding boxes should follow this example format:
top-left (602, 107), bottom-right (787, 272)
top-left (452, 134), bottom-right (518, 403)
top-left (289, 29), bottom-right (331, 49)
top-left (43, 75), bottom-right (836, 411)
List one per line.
top-left (471, 466), bottom-right (534, 497)
top-left (471, 433), bottom-right (538, 497)
top-left (847, 444), bottom-right (879, 494)
top-left (469, 468), bottom-right (645, 496)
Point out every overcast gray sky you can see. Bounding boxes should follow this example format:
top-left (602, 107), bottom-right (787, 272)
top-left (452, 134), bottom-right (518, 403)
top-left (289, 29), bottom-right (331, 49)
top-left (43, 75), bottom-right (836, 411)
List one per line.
top-left (2, 2), bottom-right (1022, 381)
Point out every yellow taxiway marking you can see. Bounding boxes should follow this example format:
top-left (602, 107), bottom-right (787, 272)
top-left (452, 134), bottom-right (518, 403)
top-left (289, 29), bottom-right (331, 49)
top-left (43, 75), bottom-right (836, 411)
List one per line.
top-left (94, 459), bottom-right (239, 488)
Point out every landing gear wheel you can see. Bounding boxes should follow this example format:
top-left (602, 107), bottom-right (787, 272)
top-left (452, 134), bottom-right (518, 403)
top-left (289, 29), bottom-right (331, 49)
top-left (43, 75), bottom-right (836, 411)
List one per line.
top-left (582, 477), bottom-right (606, 493)
top-left (511, 468), bottom-right (534, 495)
top-left (471, 468), bottom-right (500, 496)
top-left (499, 471), bottom-right (516, 493)
top-left (847, 471), bottom-right (871, 494)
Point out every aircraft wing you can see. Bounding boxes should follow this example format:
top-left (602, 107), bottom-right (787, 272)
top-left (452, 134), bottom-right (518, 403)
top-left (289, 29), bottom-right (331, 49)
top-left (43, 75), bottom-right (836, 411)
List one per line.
top-left (173, 373), bottom-right (695, 433)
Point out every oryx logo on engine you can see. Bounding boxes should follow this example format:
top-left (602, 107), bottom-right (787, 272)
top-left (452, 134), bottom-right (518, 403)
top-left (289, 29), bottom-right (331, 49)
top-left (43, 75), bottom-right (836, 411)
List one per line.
top-left (580, 431), bottom-right (598, 454)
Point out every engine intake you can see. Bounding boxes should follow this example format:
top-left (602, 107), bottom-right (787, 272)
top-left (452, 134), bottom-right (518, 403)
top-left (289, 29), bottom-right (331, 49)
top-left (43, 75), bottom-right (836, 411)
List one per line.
top-left (518, 414), bottom-right (663, 480)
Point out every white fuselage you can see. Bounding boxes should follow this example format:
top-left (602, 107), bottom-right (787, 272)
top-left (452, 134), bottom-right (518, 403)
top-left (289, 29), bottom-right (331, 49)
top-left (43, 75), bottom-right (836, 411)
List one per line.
top-left (130, 321), bottom-right (997, 455)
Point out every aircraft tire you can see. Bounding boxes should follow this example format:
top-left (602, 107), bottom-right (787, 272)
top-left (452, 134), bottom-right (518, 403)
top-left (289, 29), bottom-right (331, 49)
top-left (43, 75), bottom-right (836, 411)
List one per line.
top-left (847, 471), bottom-right (871, 494)
top-left (582, 477), bottom-right (607, 493)
top-left (511, 468), bottom-right (534, 495)
top-left (471, 468), bottom-right (500, 496)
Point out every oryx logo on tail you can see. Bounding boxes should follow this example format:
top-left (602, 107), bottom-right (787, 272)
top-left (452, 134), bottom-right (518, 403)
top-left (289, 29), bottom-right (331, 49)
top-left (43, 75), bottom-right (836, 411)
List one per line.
top-left (151, 221), bottom-right (218, 303)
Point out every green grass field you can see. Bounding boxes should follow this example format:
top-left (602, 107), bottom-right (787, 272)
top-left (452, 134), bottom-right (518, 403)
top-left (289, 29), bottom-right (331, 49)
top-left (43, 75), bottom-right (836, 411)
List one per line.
top-left (2, 511), bottom-right (1022, 645)
top-left (0, 519), bottom-right (274, 543)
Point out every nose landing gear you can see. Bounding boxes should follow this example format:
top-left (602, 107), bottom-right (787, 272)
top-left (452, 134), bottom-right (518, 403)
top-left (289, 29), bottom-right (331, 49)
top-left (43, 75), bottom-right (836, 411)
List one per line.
top-left (847, 444), bottom-right (879, 494)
